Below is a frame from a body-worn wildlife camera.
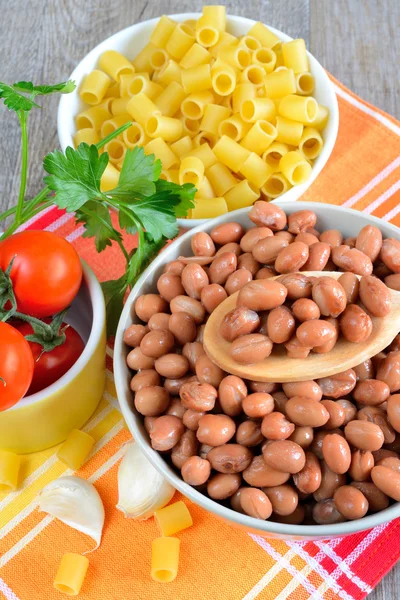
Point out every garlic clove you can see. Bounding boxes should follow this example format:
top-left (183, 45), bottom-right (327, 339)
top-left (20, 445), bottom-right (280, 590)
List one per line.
top-left (117, 441), bottom-right (175, 520)
top-left (38, 476), bottom-right (105, 551)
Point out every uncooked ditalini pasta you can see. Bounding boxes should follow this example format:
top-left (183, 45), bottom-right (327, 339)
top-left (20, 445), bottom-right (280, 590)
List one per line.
top-left (53, 553), bottom-right (89, 596)
top-left (75, 6), bottom-right (329, 215)
top-left (0, 449), bottom-right (21, 491)
top-left (57, 429), bottom-right (95, 470)
top-left (151, 537), bottom-right (180, 583)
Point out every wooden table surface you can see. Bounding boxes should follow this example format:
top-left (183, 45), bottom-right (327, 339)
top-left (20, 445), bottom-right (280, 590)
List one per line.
top-left (0, 1), bottom-right (399, 597)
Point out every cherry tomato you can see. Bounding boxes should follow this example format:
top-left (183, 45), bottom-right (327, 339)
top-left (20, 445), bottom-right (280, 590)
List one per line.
top-left (14, 320), bottom-right (85, 395)
top-left (0, 322), bottom-right (34, 410)
top-left (0, 230), bottom-right (82, 317)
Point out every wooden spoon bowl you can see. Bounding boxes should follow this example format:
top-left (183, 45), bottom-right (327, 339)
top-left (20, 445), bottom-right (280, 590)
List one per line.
top-left (203, 272), bottom-right (400, 382)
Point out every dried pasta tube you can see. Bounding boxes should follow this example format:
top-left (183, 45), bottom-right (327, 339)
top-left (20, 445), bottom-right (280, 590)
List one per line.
top-left (206, 162), bottom-right (238, 196)
top-left (261, 173), bottom-right (291, 198)
top-left (241, 120), bottom-right (277, 154)
top-left (150, 15), bottom-right (177, 48)
top-left (166, 168), bottom-right (180, 184)
top-left (170, 135), bottom-right (193, 157)
top-left (279, 150), bottom-right (312, 185)
top-left (225, 179), bottom-right (260, 211)
top-left (151, 537), bottom-right (180, 583)
top-left (76, 106), bottom-right (111, 131)
top-left (275, 116), bottom-right (304, 145)
top-left (119, 74), bottom-right (135, 97)
top-left (154, 500), bottom-right (193, 536)
top-left (262, 142), bottom-right (290, 171)
top-left (127, 93), bottom-right (160, 125)
top-left (213, 135), bottom-right (251, 171)
top-left (54, 553), bottom-right (89, 596)
top-left (239, 65), bottom-right (266, 87)
top-left (155, 82), bottom-right (187, 117)
top-left (182, 64), bottom-right (213, 94)
top-left (100, 114), bottom-right (131, 138)
top-left (211, 65), bottom-right (236, 96)
top-left (179, 116), bottom-right (201, 138)
top-left (218, 114), bottom-right (251, 141)
top-left (79, 70), bottom-right (111, 105)
top-left (195, 18), bottom-right (220, 48)
top-left (74, 128), bottom-right (100, 147)
top-left (123, 123), bottom-right (147, 148)
top-left (157, 60), bottom-right (182, 85)
top-left (193, 131), bottom-right (218, 148)
top-left (240, 97), bottom-right (275, 123)
top-left (309, 105), bottom-right (330, 131)
top-left (248, 21), bottom-right (281, 49)
top-left (190, 197), bottom-right (228, 219)
top-left (200, 104), bottom-right (231, 134)
top-left (282, 39), bottom-right (309, 73)
top-left (181, 91), bottom-right (215, 120)
top-left (195, 175), bottom-right (215, 199)
top-left (57, 430), bottom-right (95, 470)
top-left (104, 82), bottom-right (120, 99)
top-left (149, 48), bottom-right (168, 72)
top-left (145, 115), bottom-right (183, 142)
top-left (99, 50), bottom-right (135, 81)
top-left (166, 23), bottom-right (196, 60)
top-left (278, 94), bottom-right (318, 124)
top-left (209, 32), bottom-right (237, 58)
top-left (0, 449), bottom-right (20, 491)
top-left (219, 45), bottom-right (251, 70)
top-left (299, 127), bottom-right (323, 159)
top-left (265, 69), bottom-right (296, 98)
top-left (180, 43), bottom-right (212, 69)
top-left (295, 72), bottom-right (315, 96)
top-left (129, 76), bottom-right (163, 100)
top-left (144, 138), bottom-right (178, 169)
top-left (239, 152), bottom-right (273, 188)
top-left (100, 163), bottom-right (120, 192)
top-left (232, 83), bottom-right (257, 113)
top-left (185, 142), bottom-right (217, 169)
top-left (132, 42), bottom-right (157, 73)
top-left (179, 156), bottom-right (204, 187)
top-left (252, 48), bottom-right (277, 74)
top-left (111, 97), bottom-right (129, 116)
top-left (104, 140), bottom-right (127, 164)
top-left (239, 35), bottom-right (262, 51)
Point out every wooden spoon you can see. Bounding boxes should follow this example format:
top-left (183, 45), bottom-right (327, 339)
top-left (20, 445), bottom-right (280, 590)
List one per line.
top-left (203, 272), bottom-right (400, 383)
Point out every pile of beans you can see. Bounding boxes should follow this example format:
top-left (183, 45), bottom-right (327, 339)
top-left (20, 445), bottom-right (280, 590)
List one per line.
top-left (124, 202), bottom-right (400, 524)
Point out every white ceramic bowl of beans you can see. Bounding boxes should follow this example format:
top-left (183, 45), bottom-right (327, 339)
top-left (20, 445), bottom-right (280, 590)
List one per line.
top-left (114, 201), bottom-right (400, 540)
top-left (57, 14), bottom-right (339, 229)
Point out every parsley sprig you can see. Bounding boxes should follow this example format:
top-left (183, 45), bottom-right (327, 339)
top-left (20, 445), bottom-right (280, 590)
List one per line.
top-left (0, 79), bottom-right (195, 334)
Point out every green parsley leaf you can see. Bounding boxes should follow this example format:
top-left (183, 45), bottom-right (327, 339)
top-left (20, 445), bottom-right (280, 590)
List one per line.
top-left (43, 143), bottom-right (108, 211)
top-left (110, 147), bottom-right (161, 200)
top-left (75, 200), bottom-right (123, 252)
top-left (119, 193), bottom-right (179, 243)
top-left (0, 80), bottom-right (76, 113)
top-left (0, 82), bottom-right (40, 112)
top-left (155, 180), bottom-right (196, 217)
top-left (13, 80), bottom-right (76, 96)
top-left (102, 275), bottom-right (128, 337)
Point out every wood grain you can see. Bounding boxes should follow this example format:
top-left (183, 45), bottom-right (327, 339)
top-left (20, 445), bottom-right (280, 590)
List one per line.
top-left (0, 1), bottom-right (399, 596)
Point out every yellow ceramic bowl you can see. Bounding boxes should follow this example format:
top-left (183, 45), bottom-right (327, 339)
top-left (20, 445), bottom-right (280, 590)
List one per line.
top-left (0, 261), bottom-right (106, 454)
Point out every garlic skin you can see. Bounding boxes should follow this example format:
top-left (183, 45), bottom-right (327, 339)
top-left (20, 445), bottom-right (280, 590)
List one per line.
top-left (38, 476), bottom-right (105, 551)
top-left (117, 441), bottom-right (175, 520)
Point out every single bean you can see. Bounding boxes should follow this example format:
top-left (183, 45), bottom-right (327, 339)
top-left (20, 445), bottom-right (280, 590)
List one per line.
top-left (182, 409), bottom-right (205, 431)
top-left (209, 252), bottom-right (238, 285)
top-left (231, 334), bottom-right (273, 364)
top-left (170, 295), bottom-right (206, 324)
top-left (239, 488), bottom-right (273, 519)
top-left (296, 319), bottom-right (337, 347)
top-left (249, 201), bottom-right (287, 231)
top-left (255, 267), bottom-right (277, 279)
top-left (266, 306), bottom-right (296, 343)
top-left (155, 353), bottom-right (189, 379)
top-left (317, 369), bottom-right (357, 398)
top-left (319, 229), bottom-right (343, 248)
top-left (243, 455), bottom-right (291, 487)
top-left (312, 277), bottom-right (347, 317)
top-left (303, 242), bottom-right (331, 270)
top-left (148, 313), bottom-right (171, 331)
top-left (243, 392), bottom-right (274, 418)
top-left (168, 312), bottom-right (197, 345)
top-left (195, 354), bottom-right (225, 387)
top-left (180, 381), bottom-right (218, 412)
top-left (311, 429), bottom-right (344, 460)
top-left (134, 386), bottom-right (170, 417)
top-left (338, 272), bottom-right (360, 304)
top-left (156, 272), bottom-right (185, 302)
top-left (236, 420), bottom-right (264, 447)
top-left (135, 294), bottom-right (168, 323)
top-left (295, 232), bottom-right (319, 246)
top-left (130, 369), bottom-right (160, 392)
top-left (285, 336), bottom-right (312, 358)
top-left (215, 242), bottom-right (242, 258)
top-left (331, 245), bottom-right (373, 276)
top-left (210, 222), bottom-right (245, 245)
top-left (353, 379), bottom-right (390, 406)
top-left (292, 298), bottom-right (320, 322)
top-left (385, 273), bottom-right (400, 291)
top-left (376, 351), bottom-right (400, 392)
top-left (220, 307), bottom-right (260, 342)
top-left (275, 241), bottom-right (309, 274)
top-left (196, 414), bottom-right (236, 446)
top-left (181, 456), bottom-right (211, 485)
top-left (191, 231), bottom-right (216, 257)
top-left (238, 279), bottom-right (287, 311)
top-left (288, 210), bottom-right (317, 234)
top-left (333, 485), bottom-right (369, 520)
top-left (124, 324), bottom-right (149, 347)
top-left (285, 396), bottom-right (330, 427)
top-left (387, 394), bottom-right (400, 432)
top-left (272, 505), bottom-right (306, 525)
top-left (313, 499), bottom-right (346, 524)
top-left (264, 484), bottom-right (298, 516)
top-left (337, 399), bottom-right (358, 424)
top-left (261, 412), bottom-right (295, 440)
top-left (140, 329), bottom-right (175, 358)
top-left (237, 253), bottom-right (260, 275)
top-left (321, 399), bottom-right (346, 429)
top-left (359, 275), bottom-right (391, 317)
top-left (358, 406), bottom-right (396, 444)
top-left (344, 420), bottom-right (384, 451)
top-left (201, 283), bottom-right (228, 313)
top-left (240, 227), bottom-right (273, 253)
top-left (322, 433), bottom-right (351, 474)
top-left (293, 452), bottom-right (321, 494)
top-left (355, 225), bottom-right (382, 261)
top-left (288, 426), bottom-right (314, 448)
top-left (149, 415), bottom-right (184, 451)
top-left (263, 440), bottom-right (305, 474)
top-left (313, 460), bottom-right (346, 502)
top-left (353, 359), bottom-right (374, 382)
top-left (126, 347), bottom-right (155, 370)
top-left (380, 238), bottom-right (400, 273)
top-left (182, 341), bottom-right (205, 371)
top-left (350, 481), bottom-right (390, 512)
top-left (207, 473), bottom-right (241, 499)
top-left (219, 375), bottom-right (247, 416)
top-left (251, 381), bottom-right (281, 394)
top-left (349, 450), bottom-right (374, 481)
top-left (164, 260), bottom-right (185, 275)
top-left (181, 263), bottom-right (209, 299)
top-left (283, 381), bottom-right (322, 402)
top-left (252, 236), bottom-right (289, 264)
top-left (276, 273), bottom-right (312, 300)
top-left (275, 231), bottom-right (295, 243)
top-left (207, 444), bottom-right (253, 473)
top-left (225, 269), bottom-right (253, 295)
top-left (166, 397), bottom-right (187, 418)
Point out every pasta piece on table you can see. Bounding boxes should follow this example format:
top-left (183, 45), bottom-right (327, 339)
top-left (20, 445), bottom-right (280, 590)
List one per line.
top-left (0, 449), bottom-right (21, 491)
top-left (54, 553), bottom-right (89, 596)
top-left (57, 429), bottom-right (95, 470)
top-left (151, 537), bottom-right (180, 583)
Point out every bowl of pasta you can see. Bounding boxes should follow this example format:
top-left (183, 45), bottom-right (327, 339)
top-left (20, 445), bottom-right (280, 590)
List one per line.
top-left (58, 9), bottom-right (339, 228)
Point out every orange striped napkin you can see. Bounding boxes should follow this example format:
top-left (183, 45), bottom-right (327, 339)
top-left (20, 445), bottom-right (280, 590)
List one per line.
top-left (1, 75), bottom-right (400, 600)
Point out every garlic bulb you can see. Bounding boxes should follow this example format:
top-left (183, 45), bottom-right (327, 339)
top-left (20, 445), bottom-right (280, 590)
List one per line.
top-left (38, 476), bottom-right (105, 551)
top-left (117, 441), bottom-right (175, 520)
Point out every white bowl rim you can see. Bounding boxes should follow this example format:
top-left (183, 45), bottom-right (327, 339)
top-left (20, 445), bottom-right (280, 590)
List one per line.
top-left (8, 260), bottom-right (106, 410)
top-left (114, 201), bottom-right (400, 538)
top-left (57, 13), bottom-right (339, 227)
